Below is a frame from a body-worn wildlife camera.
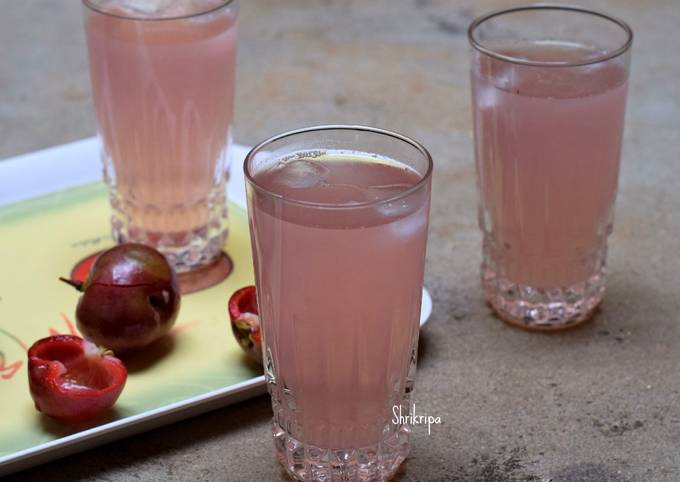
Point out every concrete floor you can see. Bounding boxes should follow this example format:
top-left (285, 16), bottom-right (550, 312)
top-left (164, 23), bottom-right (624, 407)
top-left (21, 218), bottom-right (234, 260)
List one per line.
top-left (1, 0), bottom-right (679, 481)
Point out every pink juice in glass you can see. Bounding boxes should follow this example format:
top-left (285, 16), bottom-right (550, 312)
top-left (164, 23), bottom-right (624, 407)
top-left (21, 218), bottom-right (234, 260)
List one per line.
top-left (246, 130), bottom-right (432, 481)
top-left (471, 42), bottom-right (629, 327)
top-left (84, 0), bottom-right (237, 271)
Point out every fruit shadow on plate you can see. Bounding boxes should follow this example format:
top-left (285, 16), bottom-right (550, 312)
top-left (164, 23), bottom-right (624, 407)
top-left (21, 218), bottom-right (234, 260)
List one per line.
top-left (38, 407), bottom-right (123, 437)
top-left (118, 334), bottom-right (176, 374)
top-left (232, 352), bottom-right (263, 374)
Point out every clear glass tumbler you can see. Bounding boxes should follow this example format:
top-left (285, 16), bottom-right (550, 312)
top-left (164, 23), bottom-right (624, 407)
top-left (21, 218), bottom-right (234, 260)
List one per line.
top-left (468, 6), bottom-right (633, 330)
top-left (83, 0), bottom-right (238, 274)
top-left (244, 126), bottom-right (433, 481)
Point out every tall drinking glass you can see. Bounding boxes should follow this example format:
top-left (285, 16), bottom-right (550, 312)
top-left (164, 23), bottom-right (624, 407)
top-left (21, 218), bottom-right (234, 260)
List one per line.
top-left (469, 6), bottom-right (633, 330)
top-left (245, 126), bottom-right (432, 481)
top-left (83, 0), bottom-right (238, 275)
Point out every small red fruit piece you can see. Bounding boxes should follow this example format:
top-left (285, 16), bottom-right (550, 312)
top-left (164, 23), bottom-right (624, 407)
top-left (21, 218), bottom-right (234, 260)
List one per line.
top-left (27, 335), bottom-right (127, 422)
top-left (60, 243), bottom-right (181, 352)
top-left (228, 286), bottom-right (262, 364)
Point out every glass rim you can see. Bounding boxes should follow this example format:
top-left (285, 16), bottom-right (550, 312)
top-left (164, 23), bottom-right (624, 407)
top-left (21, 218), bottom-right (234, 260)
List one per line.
top-left (243, 125), bottom-right (434, 211)
top-left (82, 0), bottom-right (236, 21)
top-left (468, 4), bottom-right (633, 67)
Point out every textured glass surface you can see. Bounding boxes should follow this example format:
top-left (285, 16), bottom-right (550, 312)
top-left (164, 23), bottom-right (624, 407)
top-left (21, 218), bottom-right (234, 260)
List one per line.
top-left (83, 1), bottom-right (238, 272)
top-left (470, 7), bottom-right (632, 329)
top-left (245, 127), bottom-right (432, 480)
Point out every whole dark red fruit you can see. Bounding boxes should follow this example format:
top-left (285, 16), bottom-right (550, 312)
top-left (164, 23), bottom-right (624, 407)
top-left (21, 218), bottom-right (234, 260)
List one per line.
top-left (60, 243), bottom-right (180, 353)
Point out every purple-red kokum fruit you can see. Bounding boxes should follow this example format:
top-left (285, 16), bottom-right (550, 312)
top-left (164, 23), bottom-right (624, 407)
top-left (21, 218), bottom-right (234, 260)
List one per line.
top-left (60, 243), bottom-right (180, 353)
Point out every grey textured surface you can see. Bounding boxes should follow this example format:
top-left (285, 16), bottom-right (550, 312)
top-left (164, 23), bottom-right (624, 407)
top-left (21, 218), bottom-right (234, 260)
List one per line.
top-left (2, 0), bottom-right (679, 481)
